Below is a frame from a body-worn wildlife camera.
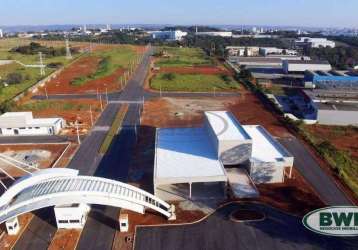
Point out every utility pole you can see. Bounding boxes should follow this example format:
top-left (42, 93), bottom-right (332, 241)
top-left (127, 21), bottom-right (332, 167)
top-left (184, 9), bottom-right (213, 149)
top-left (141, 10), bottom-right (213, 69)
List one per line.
top-left (105, 88), bottom-right (109, 104)
top-left (39, 52), bottom-right (45, 76)
top-left (45, 87), bottom-right (48, 99)
top-left (213, 87), bottom-right (216, 97)
top-left (65, 38), bottom-right (72, 60)
top-left (99, 94), bottom-right (103, 111)
top-left (89, 105), bottom-right (93, 127)
top-left (75, 120), bottom-right (81, 145)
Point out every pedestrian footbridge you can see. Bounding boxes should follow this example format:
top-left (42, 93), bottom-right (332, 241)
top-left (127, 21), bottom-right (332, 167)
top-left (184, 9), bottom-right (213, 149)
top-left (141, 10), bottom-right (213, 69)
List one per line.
top-left (0, 168), bottom-right (175, 224)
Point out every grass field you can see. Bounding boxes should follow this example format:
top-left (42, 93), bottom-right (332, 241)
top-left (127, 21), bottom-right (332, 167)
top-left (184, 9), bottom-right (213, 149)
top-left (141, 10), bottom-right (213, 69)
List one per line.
top-left (155, 47), bottom-right (212, 67)
top-left (0, 63), bottom-right (47, 103)
top-left (14, 100), bottom-right (101, 112)
top-left (300, 124), bottom-right (358, 198)
top-left (70, 45), bottom-right (138, 86)
top-left (0, 38), bottom-right (80, 104)
top-left (150, 73), bottom-right (240, 92)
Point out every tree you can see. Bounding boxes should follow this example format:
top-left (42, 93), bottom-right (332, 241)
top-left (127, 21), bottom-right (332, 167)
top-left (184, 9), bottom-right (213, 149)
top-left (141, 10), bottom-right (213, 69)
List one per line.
top-left (6, 72), bottom-right (23, 85)
top-left (162, 73), bottom-right (176, 81)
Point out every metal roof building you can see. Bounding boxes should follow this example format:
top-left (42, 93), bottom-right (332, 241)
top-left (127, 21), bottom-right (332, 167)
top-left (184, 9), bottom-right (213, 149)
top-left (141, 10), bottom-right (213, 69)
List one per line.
top-left (154, 111), bottom-right (294, 201)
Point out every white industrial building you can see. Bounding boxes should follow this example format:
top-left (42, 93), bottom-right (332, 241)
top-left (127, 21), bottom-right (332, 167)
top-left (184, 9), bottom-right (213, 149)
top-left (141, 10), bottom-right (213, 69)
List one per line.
top-left (283, 60), bottom-right (332, 74)
top-left (150, 30), bottom-right (188, 41)
top-left (196, 31), bottom-right (233, 37)
top-left (154, 111), bottom-right (294, 201)
top-left (259, 47), bottom-right (298, 56)
top-left (0, 112), bottom-right (65, 136)
top-left (226, 46), bottom-right (260, 57)
top-left (0, 29), bottom-right (3, 38)
top-left (295, 37), bottom-right (336, 48)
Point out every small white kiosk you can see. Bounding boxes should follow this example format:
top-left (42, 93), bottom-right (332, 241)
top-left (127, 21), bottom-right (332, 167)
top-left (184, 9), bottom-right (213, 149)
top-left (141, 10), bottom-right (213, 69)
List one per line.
top-left (5, 217), bottom-right (20, 235)
top-left (54, 203), bottom-right (90, 229)
top-left (119, 214), bottom-right (129, 233)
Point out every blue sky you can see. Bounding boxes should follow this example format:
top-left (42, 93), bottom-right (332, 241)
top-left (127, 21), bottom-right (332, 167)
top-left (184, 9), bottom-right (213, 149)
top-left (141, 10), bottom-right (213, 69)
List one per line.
top-left (1, 0), bottom-right (357, 28)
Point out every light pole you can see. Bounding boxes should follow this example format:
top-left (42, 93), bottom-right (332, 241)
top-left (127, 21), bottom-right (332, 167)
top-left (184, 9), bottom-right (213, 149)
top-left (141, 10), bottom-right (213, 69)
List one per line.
top-left (75, 120), bottom-right (81, 145)
top-left (89, 105), bottom-right (93, 127)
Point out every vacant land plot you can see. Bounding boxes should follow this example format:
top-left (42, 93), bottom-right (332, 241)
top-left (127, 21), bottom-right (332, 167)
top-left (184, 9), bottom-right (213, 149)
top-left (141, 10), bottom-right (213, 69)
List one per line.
top-left (301, 124), bottom-right (358, 197)
top-left (0, 63), bottom-right (42, 103)
top-left (0, 38), bottom-right (80, 103)
top-left (304, 125), bottom-right (358, 160)
top-left (150, 73), bottom-right (240, 92)
top-left (0, 144), bottom-right (68, 180)
top-left (155, 47), bottom-right (211, 67)
top-left (14, 99), bottom-right (103, 135)
top-left (157, 65), bottom-right (232, 75)
top-left (40, 45), bottom-right (139, 94)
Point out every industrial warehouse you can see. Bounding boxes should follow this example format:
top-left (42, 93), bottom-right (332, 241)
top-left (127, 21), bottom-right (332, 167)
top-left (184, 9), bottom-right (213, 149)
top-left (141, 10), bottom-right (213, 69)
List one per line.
top-left (154, 111), bottom-right (294, 201)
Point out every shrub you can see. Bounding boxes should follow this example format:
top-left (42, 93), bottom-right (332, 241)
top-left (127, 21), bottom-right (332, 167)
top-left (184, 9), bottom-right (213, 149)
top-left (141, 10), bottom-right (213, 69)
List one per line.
top-left (6, 72), bottom-right (23, 85)
top-left (161, 73), bottom-right (176, 81)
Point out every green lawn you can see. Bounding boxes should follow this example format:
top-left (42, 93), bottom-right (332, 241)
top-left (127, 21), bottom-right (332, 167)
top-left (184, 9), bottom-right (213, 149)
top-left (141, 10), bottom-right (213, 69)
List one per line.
top-left (0, 63), bottom-right (53, 103)
top-left (155, 47), bottom-right (212, 67)
top-left (150, 73), bottom-right (240, 92)
top-left (0, 38), bottom-right (81, 104)
top-left (14, 100), bottom-right (98, 112)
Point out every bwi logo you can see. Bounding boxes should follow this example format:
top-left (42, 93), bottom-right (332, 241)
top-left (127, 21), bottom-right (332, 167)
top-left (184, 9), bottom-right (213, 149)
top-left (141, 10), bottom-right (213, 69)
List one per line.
top-left (303, 206), bottom-right (358, 236)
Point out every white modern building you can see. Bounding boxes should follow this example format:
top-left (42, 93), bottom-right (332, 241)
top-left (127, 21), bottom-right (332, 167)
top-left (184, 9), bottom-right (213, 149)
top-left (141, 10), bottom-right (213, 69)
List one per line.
top-left (295, 37), bottom-right (336, 48)
top-left (226, 46), bottom-right (260, 57)
top-left (154, 111), bottom-right (294, 201)
top-left (260, 47), bottom-right (298, 56)
top-left (150, 30), bottom-right (188, 41)
top-left (196, 31), bottom-right (233, 37)
top-left (0, 112), bottom-right (65, 136)
top-left (283, 60), bottom-right (332, 74)
top-left (0, 29), bottom-right (3, 38)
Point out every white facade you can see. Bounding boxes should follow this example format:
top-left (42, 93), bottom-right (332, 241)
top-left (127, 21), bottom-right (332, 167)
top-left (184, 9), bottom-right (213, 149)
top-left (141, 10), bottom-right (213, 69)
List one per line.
top-left (283, 60), bottom-right (332, 73)
top-left (154, 111), bottom-right (294, 201)
top-left (226, 46), bottom-right (260, 57)
top-left (196, 31), bottom-right (232, 37)
top-left (150, 30), bottom-right (188, 41)
top-left (243, 125), bottom-right (294, 184)
top-left (0, 112), bottom-right (65, 136)
top-left (260, 47), bottom-right (298, 56)
top-left (0, 29), bottom-right (3, 38)
top-left (54, 204), bottom-right (90, 229)
top-left (296, 37), bottom-right (336, 48)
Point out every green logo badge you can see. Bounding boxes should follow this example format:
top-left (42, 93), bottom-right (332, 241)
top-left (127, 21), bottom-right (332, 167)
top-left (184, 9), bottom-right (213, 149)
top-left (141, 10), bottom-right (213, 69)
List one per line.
top-left (303, 206), bottom-right (358, 237)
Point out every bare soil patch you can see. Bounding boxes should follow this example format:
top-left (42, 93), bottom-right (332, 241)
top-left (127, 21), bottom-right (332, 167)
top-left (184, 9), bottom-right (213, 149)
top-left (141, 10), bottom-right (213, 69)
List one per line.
top-left (0, 144), bottom-right (68, 181)
top-left (305, 125), bottom-right (358, 161)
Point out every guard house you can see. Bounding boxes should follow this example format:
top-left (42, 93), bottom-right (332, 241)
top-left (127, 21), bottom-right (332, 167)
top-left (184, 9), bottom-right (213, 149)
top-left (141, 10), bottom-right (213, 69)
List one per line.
top-left (0, 112), bottom-right (65, 136)
top-left (154, 111), bottom-right (294, 201)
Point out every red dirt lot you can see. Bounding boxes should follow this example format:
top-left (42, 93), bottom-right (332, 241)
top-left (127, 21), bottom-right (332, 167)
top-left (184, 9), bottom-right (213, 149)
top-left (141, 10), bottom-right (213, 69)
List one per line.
top-left (305, 125), bottom-right (358, 161)
top-left (255, 169), bottom-right (325, 216)
top-left (39, 53), bottom-right (126, 94)
top-left (227, 90), bottom-right (293, 137)
top-left (156, 65), bottom-right (232, 75)
top-left (39, 56), bottom-right (103, 94)
top-left (0, 144), bottom-right (68, 185)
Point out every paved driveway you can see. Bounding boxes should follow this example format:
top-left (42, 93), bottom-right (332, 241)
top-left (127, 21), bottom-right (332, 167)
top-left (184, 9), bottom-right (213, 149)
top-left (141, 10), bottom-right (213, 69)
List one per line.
top-left (135, 203), bottom-right (358, 250)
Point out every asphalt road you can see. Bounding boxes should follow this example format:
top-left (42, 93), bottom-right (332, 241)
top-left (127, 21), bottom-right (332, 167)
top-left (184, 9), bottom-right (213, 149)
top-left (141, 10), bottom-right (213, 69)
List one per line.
top-left (135, 202), bottom-right (358, 250)
top-left (279, 137), bottom-right (352, 205)
top-left (13, 48), bottom-right (152, 250)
